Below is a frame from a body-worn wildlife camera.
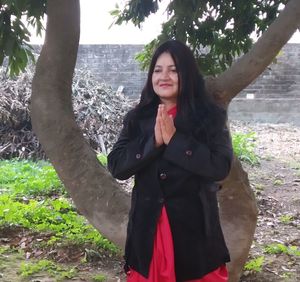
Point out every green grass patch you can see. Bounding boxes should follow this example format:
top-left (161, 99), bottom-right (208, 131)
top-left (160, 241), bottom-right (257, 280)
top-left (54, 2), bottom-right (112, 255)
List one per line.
top-left (264, 243), bottom-right (300, 257)
top-left (0, 159), bottom-right (120, 281)
top-left (279, 214), bottom-right (294, 224)
top-left (0, 159), bottom-right (64, 196)
top-left (20, 259), bottom-right (77, 281)
top-left (273, 178), bottom-right (284, 186)
top-left (0, 194), bottom-right (117, 252)
top-left (232, 132), bottom-right (260, 165)
top-left (97, 153), bottom-right (108, 167)
top-left (0, 159), bottom-right (117, 252)
top-left (92, 273), bottom-right (107, 281)
top-left (0, 245), bottom-right (10, 255)
top-left (244, 256), bottom-right (264, 272)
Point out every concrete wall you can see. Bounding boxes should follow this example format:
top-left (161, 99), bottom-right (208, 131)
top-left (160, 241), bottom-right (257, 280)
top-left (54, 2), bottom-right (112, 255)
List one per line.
top-left (229, 43), bottom-right (300, 125)
top-left (34, 43), bottom-right (300, 125)
top-left (76, 44), bottom-right (147, 98)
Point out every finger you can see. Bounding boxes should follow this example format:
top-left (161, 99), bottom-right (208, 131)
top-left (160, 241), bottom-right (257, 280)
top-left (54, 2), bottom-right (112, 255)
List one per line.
top-left (158, 104), bottom-right (164, 118)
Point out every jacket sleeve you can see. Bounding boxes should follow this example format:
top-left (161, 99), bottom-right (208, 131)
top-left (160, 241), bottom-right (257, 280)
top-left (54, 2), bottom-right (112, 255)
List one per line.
top-left (163, 126), bottom-right (233, 182)
top-left (107, 117), bottom-right (164, 180)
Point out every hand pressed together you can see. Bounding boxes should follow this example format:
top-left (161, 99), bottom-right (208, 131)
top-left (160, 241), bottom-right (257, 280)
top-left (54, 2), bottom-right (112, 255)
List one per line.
top-left (155, 104), bottom-right (176, 147)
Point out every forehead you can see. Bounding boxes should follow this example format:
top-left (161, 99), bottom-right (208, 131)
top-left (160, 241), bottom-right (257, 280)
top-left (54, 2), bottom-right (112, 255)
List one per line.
top-left (154, 52), bottom-right (175, 66)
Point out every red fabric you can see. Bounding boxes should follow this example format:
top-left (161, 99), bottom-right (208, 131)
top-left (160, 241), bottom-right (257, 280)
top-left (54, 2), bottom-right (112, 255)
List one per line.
top-left (126, 105), bottom-right (228, 282)
top-left (126, 207), bottom-right (228, 282)
top-left (167, 105), bottom-right (177, 118)
top-left (127, 206), bottom-right (176, 282)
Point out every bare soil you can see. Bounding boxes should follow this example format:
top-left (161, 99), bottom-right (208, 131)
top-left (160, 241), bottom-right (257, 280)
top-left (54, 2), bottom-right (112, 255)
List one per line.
top-left (0, 121), bottom-right (299, 282)
top-left (233, 121), bottom-right (300, 282)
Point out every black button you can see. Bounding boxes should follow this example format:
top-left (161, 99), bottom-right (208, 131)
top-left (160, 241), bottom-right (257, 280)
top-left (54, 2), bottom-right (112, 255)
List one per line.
top-left (185, 150), bottom-right (192, 156)
top-left (135, 153), bottom-right (141, 159)
top-left (159, 173), bottom-right (167, 180)
top-left (158, 198), bottom-right (164, 204)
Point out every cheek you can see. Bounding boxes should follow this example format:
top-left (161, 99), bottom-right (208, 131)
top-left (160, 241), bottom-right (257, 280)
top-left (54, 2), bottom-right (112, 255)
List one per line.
top-left (152, 75), bottom-right (158, 87)
top-left (171, 73), bottom-right (179, 83)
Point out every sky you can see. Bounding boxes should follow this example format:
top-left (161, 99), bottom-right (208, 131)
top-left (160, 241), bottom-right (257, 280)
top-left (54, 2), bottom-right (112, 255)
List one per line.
top-left (29, 0), bottom-right (300, 45)
top-left (30, 0), bottom-right (168, 44)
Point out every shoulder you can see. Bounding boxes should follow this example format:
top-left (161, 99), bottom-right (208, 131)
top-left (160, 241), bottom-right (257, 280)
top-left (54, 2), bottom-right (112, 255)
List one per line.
top-left (122, 108), bottom-right (156, 138)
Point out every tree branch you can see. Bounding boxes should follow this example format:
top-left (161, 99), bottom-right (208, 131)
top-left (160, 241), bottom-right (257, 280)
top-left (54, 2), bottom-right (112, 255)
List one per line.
top-left (215, 0), bottom-right (300, 103)
top-left (31, 0), bottom-right (130, 249)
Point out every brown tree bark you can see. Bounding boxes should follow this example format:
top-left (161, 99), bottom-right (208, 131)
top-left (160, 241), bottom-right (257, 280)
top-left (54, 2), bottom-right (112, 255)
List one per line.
top-left (210, 2), bottom-right (300, 280)
top-left (31, 0), bottom-right (130, 249)
top-left (31, 0), bottom-right (300, 281)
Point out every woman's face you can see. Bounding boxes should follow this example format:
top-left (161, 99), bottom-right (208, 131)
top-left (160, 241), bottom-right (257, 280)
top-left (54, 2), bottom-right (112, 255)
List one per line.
top-left (152, 52), bottom-right (179, 106)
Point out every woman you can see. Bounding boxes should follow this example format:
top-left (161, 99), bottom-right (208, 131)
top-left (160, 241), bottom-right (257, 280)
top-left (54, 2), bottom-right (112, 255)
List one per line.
top-left (108, 40), bottom-right (233, 282)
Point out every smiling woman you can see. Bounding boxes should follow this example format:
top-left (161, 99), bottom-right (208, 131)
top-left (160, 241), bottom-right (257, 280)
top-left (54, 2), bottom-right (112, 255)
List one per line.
top-left (107, 40), bottom-right (233, 282)
top-left (152, 52), bottom-right (179, 109)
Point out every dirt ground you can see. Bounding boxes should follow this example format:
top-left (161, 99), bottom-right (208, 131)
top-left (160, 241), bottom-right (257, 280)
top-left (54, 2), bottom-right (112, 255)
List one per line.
top-left (0, 120), bottom-right (299, 282)
top-left (233, 121), bottom-right (300, 282)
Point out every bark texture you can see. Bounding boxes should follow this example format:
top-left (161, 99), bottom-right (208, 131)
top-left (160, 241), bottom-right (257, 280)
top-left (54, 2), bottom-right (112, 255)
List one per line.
top-left (31, 0), bottom-right (130, 249)
top-left (30, 0), bottom-right (300, 281)
top-left (218, 157), bottom-right (258, 282)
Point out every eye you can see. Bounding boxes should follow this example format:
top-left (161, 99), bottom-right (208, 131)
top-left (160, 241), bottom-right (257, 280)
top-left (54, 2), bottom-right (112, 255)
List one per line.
top-left (153, 69), bottom-right (161, 73)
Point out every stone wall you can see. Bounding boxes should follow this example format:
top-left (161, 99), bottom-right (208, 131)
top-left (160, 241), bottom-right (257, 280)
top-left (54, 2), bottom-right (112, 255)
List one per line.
top-left (238, 44), bottom-right (300, 99)
top-left (76, 44), bottom-right (147, 98)
top-left (34, 43), bottom-right (300, 125)
top-left (229, 43), bottom-right (300, 125)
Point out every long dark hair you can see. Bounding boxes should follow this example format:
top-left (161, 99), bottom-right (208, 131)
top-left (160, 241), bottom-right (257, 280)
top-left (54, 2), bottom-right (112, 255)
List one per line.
top-left (127, 40), bottom-right (226, 136)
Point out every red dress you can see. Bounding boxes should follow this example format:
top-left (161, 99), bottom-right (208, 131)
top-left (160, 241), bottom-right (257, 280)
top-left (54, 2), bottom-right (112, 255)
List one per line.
top-left (127, 106), bottom-right (228, 282)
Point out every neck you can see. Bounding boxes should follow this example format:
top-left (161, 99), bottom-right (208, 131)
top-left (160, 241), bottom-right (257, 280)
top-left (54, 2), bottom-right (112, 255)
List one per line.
top-left (160, 100), bottom-right (177, 111)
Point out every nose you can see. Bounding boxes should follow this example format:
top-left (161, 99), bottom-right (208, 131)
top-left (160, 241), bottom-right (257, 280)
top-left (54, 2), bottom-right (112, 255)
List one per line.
top-left (161, 70), bottom-right (170, 80)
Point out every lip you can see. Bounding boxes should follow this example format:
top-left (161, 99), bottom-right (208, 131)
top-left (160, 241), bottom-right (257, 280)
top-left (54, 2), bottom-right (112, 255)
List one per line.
top-left (159, 83), bottom-right (172, 87)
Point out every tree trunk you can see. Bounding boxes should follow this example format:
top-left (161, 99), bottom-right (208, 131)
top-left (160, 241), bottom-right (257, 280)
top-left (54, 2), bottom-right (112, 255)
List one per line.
top-left (31, 0), bottom-right (130, 249)
top-left (30, 0), bottom-right (300, 281)
top-left (218, 157), bottom-right (258, 282)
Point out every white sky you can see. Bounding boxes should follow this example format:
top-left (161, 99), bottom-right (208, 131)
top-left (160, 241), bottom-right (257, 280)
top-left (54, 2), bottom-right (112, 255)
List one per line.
top-left (29, 0), bottom-right (300, 44)
top-left (30, 0), bottom-right (168, 44)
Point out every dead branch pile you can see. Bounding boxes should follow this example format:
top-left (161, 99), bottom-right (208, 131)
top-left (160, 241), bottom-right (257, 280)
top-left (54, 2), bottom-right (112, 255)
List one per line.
top-left (0, 67), bottom-right (134, 159)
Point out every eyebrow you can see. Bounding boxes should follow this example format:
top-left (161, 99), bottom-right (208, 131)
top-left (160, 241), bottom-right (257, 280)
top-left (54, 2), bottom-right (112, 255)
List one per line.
top-left (154, 64), bottom-right (176, 68)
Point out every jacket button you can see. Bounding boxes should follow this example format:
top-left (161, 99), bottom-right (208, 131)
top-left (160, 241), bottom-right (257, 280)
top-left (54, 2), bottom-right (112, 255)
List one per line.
top-left (158, 198), bottom-right (164, 204)
top-left (185, 150), bottom-right (192, 156)
top-left (159, 173), bottom-right (167, 180)
top-left (135, 153), bottom-right (141, 159)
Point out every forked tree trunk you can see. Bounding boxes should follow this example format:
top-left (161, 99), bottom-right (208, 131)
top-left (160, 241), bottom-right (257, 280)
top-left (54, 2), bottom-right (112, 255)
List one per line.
top-left (31, 0), bottom-right (300, 281)
top-left (31, 0), bottom-right (130, 249)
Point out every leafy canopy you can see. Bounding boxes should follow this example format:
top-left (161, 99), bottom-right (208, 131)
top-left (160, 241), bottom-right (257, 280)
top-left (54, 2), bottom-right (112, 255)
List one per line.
top-left (0, 0), bottom-right (46, 75)
top-left (112, 0), bottom-right (288, 74)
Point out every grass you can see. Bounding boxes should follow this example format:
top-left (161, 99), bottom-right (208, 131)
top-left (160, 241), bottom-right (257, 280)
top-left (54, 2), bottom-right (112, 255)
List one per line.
top-left (97, 153), bottom-right (108, 167)
top-left (0, 159), bottom-right (117, 252)
top-left (273, 178), bottom-right (284, 186)
top-left (264, 243), bottom-right (300, 257)
top-left (232, 132), bottom-right (260, 165)
top-left (92, 273), bottom-right (107, 281)
top-left (0, 159), bottom-right (64, 196)
top-left (0, 158), bottom-right (119, 280)
top-left (244, 256), bottom-right (265, 272)
top-left (279, 214), bottom-right (294, 224)
top-left (0, 245), bottom-right (10, 255)
top-left (20, 259), bottom-right (77, 281)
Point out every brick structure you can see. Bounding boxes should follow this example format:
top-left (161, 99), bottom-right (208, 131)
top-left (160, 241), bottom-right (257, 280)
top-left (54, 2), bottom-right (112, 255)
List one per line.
top-left (230, 43), bottom-right (300, 125)
top-left (33, 43), bottom-right (300, 125)
top-left (76, 44), bottom-right (147, 98)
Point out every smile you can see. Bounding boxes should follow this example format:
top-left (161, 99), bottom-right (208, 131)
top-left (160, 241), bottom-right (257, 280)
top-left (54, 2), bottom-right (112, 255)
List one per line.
top-left (159, 84), bottom-right (172, 87)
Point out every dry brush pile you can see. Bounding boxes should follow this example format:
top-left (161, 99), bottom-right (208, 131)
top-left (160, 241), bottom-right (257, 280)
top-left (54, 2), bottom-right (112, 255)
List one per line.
top-left (0, 66), bottom-right (134, 159)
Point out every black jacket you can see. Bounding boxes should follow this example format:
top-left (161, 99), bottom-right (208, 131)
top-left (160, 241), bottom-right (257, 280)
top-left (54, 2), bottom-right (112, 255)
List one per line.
top-left (108, 112), bottom-right (233, 281)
